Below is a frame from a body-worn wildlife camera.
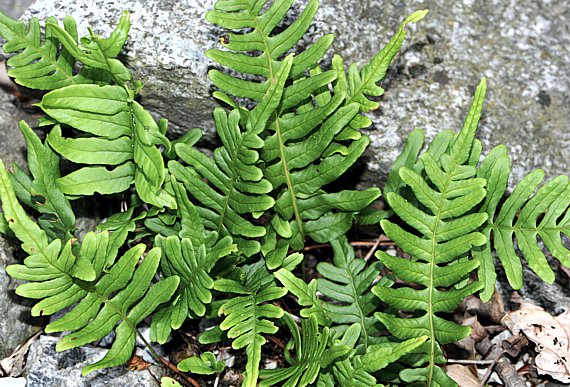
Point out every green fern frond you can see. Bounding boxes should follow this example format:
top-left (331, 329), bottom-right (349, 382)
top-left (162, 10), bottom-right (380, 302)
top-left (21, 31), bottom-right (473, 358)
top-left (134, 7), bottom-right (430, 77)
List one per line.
top-left (38, 84), bottom-right (174, 207)
top-left (207, 0), bottom-right (422, 268)
top-left (150, 229), bottom-right (236, 343)
top-left (215, 259), bottom-right (286, 386)
top-left (0, 160), bottom-right (179, 374)
top-left (178, 351), bottom-right (225, 375)
top-left (476, 152), bottom-right (570, 301)
top-left (206, 0), bottom-right (334, 103)
top-left (375, 79), bottom-right (488, 386)
top-left (5, 121), bottom-right (75, 241)
top-left (316, 236), bottom-right (386, 347)
top-left (259, 313), bottom-right (348, 387)
top-left (0, 10), bottom-right (130, 88)
top-left (169, 105), bottom-right (276, 257)
top-left (334, 9), bottom-right (428, 122)
top-left (317, 328), bottom-right (427, 386)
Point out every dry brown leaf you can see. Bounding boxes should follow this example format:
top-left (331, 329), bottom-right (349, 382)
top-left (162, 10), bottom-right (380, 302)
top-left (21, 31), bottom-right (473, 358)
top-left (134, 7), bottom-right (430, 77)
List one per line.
top-left (503, 302), bottom-right (570, 383)
top-left (127, 355), bottom-right (151, 371)
top-left (0, 331), bottom-right (41, 377)
top-left (445, 364), bottom-right (480, 387)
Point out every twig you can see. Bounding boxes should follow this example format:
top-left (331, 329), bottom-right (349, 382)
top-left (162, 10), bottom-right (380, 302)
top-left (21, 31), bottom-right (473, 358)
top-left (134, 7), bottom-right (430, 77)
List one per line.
top-left (479, 350), bottom-right (503, 387)
top-left (158, 357), bottom-right (201, 387)
top-left (363, 234), bottom-right (385, 261)
top-left (447, 359), bottom-right (495, 365)
top-left (267, 335), bottom-right (286, 351)
top-left (478, 349), bottom-right (526, 387)
top-left (303, 237), bottom-right (395, 252)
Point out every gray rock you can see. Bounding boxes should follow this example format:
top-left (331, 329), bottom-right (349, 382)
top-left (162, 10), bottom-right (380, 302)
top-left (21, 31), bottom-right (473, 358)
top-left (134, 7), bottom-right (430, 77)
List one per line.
top-left (25, 335), bottom-right (162, 386)
top-left (0, 0), bottom-right (34, 19)
top-left (328, 0), bottom-right (570, 189)
top-left (19, 0), bottom-right (570, 187)
top-left (0, 87), bottom-right (29, 168)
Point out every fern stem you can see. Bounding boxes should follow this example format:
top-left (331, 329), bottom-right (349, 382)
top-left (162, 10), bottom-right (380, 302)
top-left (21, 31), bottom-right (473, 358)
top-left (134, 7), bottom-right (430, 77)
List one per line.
top-left (255, 18), bottom-right (305, 241)
top-left (427, 179), bottom-right (450, 386)
top-left (274, 113), bottom-right (305, 239)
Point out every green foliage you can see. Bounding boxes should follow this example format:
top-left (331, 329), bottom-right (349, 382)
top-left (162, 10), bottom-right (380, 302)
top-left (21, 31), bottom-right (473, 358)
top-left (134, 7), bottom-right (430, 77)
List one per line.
top-left (160, 377), bottom-right (183, 387)
top-left (475, 153), bottom-right (570, 301)
top-left (207, 0), bottom-right (426, 268)
top-left (0, 10), bottom-right (130, 89)
top-left (259, 313), bottom-right (349, 387)
top-left (150, 230), bottom-right (236, 343)
top-left (2, 1), bottom-right (566, 386)
top-left (0, 160), bottom-right (179, 375)
top-left (178, 352), bottom-right (225, 375)
top-left (374, 80), bottom-right (488, 386)
top-left (168, 97), bottom-right (280, 256)
top-left (316, 236), bottom-right (387, 345)
top-left (9, 121), bottom-right (75, 241)
top-left (39, 83), bottom-right (174, 207)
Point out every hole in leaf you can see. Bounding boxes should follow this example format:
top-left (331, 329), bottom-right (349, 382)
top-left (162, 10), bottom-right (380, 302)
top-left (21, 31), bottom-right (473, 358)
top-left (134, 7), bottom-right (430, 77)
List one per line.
top-left (32, 195), bottom-right (46, 205)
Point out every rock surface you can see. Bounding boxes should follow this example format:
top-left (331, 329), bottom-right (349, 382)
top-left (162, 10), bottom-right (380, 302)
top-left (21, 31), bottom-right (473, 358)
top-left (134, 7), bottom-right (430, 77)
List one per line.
top-left (25, 335), bottom-right (162, 386)
top-left (0, 0), bottom-right (34, 19)
top-left (19, 0), bottom-right (570, 187)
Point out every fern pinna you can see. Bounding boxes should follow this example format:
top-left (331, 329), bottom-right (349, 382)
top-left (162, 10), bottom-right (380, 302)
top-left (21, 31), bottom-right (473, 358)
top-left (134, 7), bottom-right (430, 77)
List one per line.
top-left (206, 0), bottom-right (427, 268)
top-left (374, 79), bottom-right (488, 386)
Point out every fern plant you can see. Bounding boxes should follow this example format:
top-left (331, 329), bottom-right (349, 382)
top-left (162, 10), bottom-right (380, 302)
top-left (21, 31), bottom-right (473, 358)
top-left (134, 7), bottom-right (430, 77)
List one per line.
top-left (0, 10), bottom-right (130, 88)
top-left (0, 9), bottom-right (177, 208)
top-left (475, 150), bottom-right (570, 301)
top-left (214, 259), bottom-right (286, 385)
top-left (150, 179), bottom-right (237, 344)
